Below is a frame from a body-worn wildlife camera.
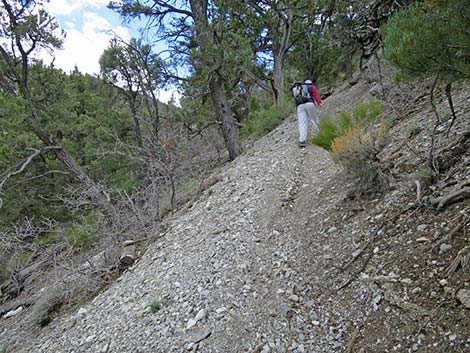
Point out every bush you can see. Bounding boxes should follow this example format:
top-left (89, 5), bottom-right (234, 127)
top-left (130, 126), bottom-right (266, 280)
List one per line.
top-left (312, 100), bottom-right (383, 150)
top-left (311, 116), bottom-right (339, 150)
top-left (331, 127), bottom-right (389, 196)
top-left (382, 0), bottom-right (470, 82)
top-left (242, 104), bottom-right (290, 137)
top-left (149, 297), bottom-right (163, 313)
top-left (32, 289), bottom-right (65, 327)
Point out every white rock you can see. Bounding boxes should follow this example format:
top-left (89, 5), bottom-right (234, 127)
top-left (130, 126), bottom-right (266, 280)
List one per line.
top-left (195, 309), bottom-right (207, 321)
top-left (417, 224), bottom-right (428, 232)
top-left (439, 243), bottom-right (453, 253)
top-left (439, 279), bottom-right (448, 286)
top-left (3, 306), bottom-right (23, 319)
top-left (327, 227), bottom-right (338, 234)
top-left (456, 289), bottom-right (470, 308)
top-left (186, 318), bottom-right (197, 330)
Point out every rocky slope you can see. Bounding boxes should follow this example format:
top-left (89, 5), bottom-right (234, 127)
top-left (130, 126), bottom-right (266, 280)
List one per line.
top-left (1, 61), bottom-right (469, 353)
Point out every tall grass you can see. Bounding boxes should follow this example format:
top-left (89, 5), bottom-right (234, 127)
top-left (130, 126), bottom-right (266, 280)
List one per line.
top-left (312, 100), bottom-right (383, 150)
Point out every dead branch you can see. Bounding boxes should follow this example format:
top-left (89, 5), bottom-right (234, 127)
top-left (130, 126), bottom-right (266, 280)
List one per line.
top-left (445, 83), bottom-right (457, 137)
top-left (429, 188), bottom-right (470, 210)
top-left (446, 246), bottom-right (470, 276)
top-left (428, 75), bottom-right (440, 174)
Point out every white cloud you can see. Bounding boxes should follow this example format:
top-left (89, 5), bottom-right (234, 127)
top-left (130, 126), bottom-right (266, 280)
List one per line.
top-left (158, 89), bottom-right (182, 105)
top-left (46, 0), bottom-right (110, 16)
top-left (46, 12), bottom-right (129, 75)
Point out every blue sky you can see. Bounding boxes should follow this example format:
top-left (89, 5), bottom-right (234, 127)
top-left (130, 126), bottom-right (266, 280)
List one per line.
top-left (42, 0), bottom-right (179, 103)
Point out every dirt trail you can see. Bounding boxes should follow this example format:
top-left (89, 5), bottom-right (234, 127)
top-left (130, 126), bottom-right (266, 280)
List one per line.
top-left (4, 67), bottom-right (469, 352)
top-left (2, 112), bottom-right (354, 352)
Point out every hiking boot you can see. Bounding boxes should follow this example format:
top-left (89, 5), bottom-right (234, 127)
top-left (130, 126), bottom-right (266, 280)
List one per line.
top-left (298, 141), bottom-right (306, 148)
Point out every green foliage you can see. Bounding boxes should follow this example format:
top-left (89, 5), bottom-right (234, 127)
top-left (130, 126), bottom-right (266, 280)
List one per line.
top-left (242, 104), bottom-right (290, 137)
top-left (149, 297), bottom-right (163, 313)
top-left (32, 289), bottom-right (64, 327)
top-left (382, 0), bottom-right (470, 82)
top-left (62, 221), bottom-right (98, 250)
top-left (311, 116), bottom-right (339, 150)
top-left (312, 101), bottom-right (383, 150)
top-left (0, 344), bottom-right (7, 353)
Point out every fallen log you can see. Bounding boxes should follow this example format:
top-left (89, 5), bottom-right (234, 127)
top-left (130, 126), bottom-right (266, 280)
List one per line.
top-left (119, 245), bottom-right (136, 270)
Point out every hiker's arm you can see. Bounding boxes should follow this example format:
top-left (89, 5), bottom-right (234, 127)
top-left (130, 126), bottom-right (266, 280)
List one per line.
top-left (311, 85), bottom-right (323, 108)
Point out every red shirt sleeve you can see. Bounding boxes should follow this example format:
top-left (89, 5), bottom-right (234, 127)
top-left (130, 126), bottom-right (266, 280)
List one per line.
top-left (311, 85), bottom-right (322, 106)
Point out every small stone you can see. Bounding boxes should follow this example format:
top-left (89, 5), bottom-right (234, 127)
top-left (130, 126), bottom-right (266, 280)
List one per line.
top-left (439, 279), bottom-right (448, 286)
top-left (312, 320), bottom-right (320, 326)
top-left (449, 335), bottom-right (457, 342)
top-left (439, 243), bottom-right (453, 254)
top-left (215, 307), bottom-right (226, 314)
top-left (3, 306), bottom-right (23, 318)
top-left (289, 294), bottom-right (300, 302)
top-left (412, 343), bottom-right (419, 351)
top-left (191, 329), bottom-right (211, 344)
top-left (195, 309), bottom-right (207, 322)
top-left (412, 287), bottom-right (422, 295)
top-left (456, 289), bottom-right (470, 308)
top-left (327, 227), bottom-right (338, 234)
top-left (417, 224), bottom-right (428, 232)
top-left (279, 303), bottom-right (293, 318)
top-left (416, 237), bottom-right (429, 243)
top-left (77, 307), bottom-right (88, 316)
top-left (186, 318), bottom-right (197, 330)
top-left (352, 250), bottom-right (362, 258)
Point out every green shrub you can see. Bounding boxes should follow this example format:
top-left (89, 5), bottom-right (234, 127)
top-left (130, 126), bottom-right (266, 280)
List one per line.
top-left (312, 101), bottom-right (383, 150)
top-left (149, 297), bottom-right (163, 313)
top-left (311, 116), bottom-right (339, 150)
top-left (64, 225), bottom-right (97, 250)
top-left (337, 112), bottom-right (353, 135)
top-left (242, 104), bottom-right (290, 137)
top-left (32, 289), bottom-right (64, 327)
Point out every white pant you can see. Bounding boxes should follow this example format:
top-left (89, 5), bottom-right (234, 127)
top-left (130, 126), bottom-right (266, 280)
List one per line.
top-left (297, 102), bottom-right (319, 142)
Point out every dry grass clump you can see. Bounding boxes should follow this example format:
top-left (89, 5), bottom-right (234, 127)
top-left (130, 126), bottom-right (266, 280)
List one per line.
top-left (331, 127), bottom-right (390, 196)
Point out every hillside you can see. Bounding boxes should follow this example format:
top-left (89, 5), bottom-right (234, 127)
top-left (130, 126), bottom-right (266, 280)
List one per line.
top-left (1, 60), bottom-right (469, 352)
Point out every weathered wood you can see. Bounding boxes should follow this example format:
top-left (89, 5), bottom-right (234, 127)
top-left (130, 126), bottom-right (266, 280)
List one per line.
top-left (119, 245), bottom-right (136, 269)
top-left (430, 188), bottom-right (470, 210)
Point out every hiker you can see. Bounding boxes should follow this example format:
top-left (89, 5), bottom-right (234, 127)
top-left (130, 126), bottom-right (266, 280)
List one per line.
top-left (290, 80), bottom-right (323, 147)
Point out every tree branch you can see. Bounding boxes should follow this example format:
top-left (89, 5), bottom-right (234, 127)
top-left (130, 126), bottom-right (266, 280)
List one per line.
top-left (0, 146), bottom-right (62, 208)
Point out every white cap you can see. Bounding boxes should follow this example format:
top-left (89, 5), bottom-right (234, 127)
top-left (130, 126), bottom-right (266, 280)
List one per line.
top-left (304, 80), bottom-right (312, 84)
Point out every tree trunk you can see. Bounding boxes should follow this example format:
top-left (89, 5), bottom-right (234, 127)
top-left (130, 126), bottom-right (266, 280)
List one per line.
top-left (35, 128), bottom-right (116, 222)
top-left (272, 54), bottom-right (284, 106)
top-left (191, 0), bottom-right (243, 160)
top-left (129, 98), bottom-right (143, 148)
top-left (209, 78), bottom-right (243, 160)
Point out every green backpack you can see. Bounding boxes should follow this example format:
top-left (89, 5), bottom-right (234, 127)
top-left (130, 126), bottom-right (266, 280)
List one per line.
top-left (291, 82), bottom-right (313, 105)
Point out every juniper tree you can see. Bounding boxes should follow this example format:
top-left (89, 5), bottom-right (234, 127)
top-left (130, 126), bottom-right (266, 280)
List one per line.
top-left (0, 0), bottom-right (116, 221)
